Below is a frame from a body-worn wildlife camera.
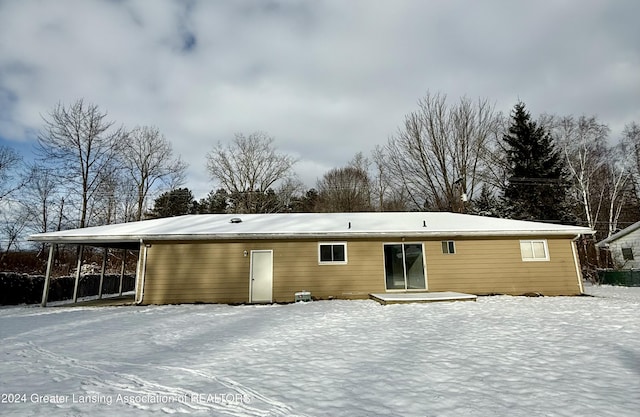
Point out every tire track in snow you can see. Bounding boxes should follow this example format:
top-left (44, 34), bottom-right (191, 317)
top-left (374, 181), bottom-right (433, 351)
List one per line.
top-left (20, 342), bottom-right (309, 416)
top-left (155, 365), bottom-right (303, 417)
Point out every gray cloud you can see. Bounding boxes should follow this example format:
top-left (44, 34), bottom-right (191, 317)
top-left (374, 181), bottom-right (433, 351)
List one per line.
top-left (0, 0), bottom-right (638, 197)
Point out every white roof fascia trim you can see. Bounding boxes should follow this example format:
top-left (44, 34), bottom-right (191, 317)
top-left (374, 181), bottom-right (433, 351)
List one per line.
top-left (29, 229), bottom-right (593, 243)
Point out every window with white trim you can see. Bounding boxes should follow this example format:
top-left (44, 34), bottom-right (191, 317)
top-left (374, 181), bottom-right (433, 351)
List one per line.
top-left (441, 241), bottom-right (456, 254)
top-left (520, 240), bottom-right (549, 261)
top-left (318, 243), bottom-right (347, 264)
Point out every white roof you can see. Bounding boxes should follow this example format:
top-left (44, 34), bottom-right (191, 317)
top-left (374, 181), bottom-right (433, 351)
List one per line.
top-left (29, 212), bottom-right (593, 245)
top-left (597, 220), bottom-right (640, 247)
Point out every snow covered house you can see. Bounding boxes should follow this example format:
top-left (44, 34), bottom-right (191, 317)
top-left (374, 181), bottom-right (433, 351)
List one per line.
top-left (29, 212), bottom-right (592, 305)
top-left (597, 221), bottom-right (640, 269)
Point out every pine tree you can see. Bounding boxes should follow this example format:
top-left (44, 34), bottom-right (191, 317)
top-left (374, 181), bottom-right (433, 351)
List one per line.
top-left (197, 189), bottom-right (229, 214)
top-left (502, 102), bottom-right (574, 223)
top-left (469, 184), bottom-right (502, 217)
top-left (148, 188), bottom-right (196, 218)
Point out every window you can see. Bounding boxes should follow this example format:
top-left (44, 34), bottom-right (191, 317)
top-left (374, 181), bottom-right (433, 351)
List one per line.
top-left (520, 240), bottom-right (549, 261)
top-left (319, 243), bottom-right (347, 264)
top-left (622, 247), bottom-right (634, 261)
top-left (441, 241), bottom-right (456, 254)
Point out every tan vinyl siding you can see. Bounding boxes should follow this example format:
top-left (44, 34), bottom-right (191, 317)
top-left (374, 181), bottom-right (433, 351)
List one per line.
top-left (142, 242), bottom-right (250, 304)
top-left (273, 240), bottom-right (385, 300)
top-left (141, 239), bottom-right (385, 304)
top-left (425, 238), bottom-right (581, 295)
top-left (139, 236), bottom-right (582, 304)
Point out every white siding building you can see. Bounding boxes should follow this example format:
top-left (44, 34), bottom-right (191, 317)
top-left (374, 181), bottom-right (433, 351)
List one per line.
top-left (598, 221), bottom-right (640, 269)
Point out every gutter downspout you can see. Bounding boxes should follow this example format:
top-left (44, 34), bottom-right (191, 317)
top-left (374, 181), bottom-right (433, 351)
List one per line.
top-left (135, 240), bottom-right (149, 305)
top-left (571, 235), bottom-right (585, 294)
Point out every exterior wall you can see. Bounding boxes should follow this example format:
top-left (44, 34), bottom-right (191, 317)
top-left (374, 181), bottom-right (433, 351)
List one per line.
top-left (141, 240), bottom-right (385, 304)
top-left (139, 236), bottom-right (582, 304)
top-left (425, 238), bottom-right (581, 296)
top-left (604, 230), bottom-right (640, 270)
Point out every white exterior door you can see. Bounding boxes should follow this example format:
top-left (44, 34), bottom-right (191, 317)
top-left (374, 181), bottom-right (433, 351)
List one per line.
top-left (250, 250), bottom-right (273, 303)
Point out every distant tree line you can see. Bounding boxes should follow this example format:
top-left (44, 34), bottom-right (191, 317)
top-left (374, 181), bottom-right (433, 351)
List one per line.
top-left (0, 99), bottom-right (186, 260)
top-left (1, 93), bottom-right (640, 260)
top-left (149, 93), bottom-right (640, 240)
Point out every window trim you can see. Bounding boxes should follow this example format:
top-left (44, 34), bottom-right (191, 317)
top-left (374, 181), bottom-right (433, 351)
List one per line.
top-left (441, 240), bottom-right (456, 254)
top-left (520, 240), bottom-right (550, 262)
top-left (318, 242), bottom-right (348, 265)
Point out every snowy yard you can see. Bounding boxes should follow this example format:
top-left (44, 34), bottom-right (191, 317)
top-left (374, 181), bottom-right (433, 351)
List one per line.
top-left (1, 286), bottom-right (639, 417)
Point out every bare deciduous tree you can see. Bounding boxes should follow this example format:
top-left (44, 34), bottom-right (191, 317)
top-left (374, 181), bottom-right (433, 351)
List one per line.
top-left (605, 121), bottom-right (640, 235)
top-left (89, 163), bottom-right (121, 225)
top-left (22, 165), bottom-right (59, 252)
top-left (206, 132), bottom-right (297, 213)
top-left (0, 147), bottom-right (32, 259)
top-left (371, 145), bottom-right (409, 211)
top-left (37, 99), bottom-right (125, 228)
top-left (273, 177), bottom-right (305, 213)
top-left (316, 153), bottom-right (372, 212)
top-left (553, 115), bottom-right (610, 230)
top-left (0, 202), bottom-right (31, 263)
top-left (116, 177), bottom-right (141, 223)
top-left (478, 112), bottom-right (510, 192)
top-left (601, 144), bottom-right (632, 236)
top-left (381, 92), bottom-right (499, 211)
top-left (0, 145), bottom-right (24, 202)
top-left (620, 121), bottom-right (640, 196)
top-left (121, 126), bottom-right (187, 220)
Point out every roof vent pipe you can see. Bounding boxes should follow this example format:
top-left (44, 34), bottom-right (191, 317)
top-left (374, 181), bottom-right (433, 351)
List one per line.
top-left (230, 217), bottom-right (243, 224)
top-left (423, 220), bottom-right (427, 227)
top-left (348, 221), bottom-right (351, 229)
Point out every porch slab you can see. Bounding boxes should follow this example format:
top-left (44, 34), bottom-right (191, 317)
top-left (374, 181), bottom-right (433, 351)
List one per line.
top-left (369, 292), bottom-right (477, 305)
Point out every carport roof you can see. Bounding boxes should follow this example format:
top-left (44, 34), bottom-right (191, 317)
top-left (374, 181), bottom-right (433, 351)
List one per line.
top-left (28, 212), bottom-right (593, 245)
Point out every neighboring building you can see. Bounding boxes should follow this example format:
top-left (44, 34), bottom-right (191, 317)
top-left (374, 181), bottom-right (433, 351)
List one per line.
top-left (597, 221), bottom-right (640, 269)
top-left (30, 212), bottom-right (593, 305)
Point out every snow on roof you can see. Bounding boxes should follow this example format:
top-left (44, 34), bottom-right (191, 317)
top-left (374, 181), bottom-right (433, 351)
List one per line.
top-left (28, 212), bottom-right (593, 245)
top-left (597, 220), bottom-right (640, 247)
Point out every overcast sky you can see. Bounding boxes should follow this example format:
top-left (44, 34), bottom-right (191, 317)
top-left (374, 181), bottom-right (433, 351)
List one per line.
top-left (1, 0), bottom-right (639, 198)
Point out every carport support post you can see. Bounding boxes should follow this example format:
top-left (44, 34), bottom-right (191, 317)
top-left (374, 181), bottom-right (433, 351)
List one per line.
top-left (118, 249), bottom-right (126, 296)
top-left (41, 244), bottom-right (55, 307)
top-left (72, 245), bottom-right (84, 303)
top-left (98, 247), bottom-right (108, 299)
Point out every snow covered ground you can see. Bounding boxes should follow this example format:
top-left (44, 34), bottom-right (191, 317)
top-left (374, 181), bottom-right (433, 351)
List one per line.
top-left (1, 285), bottom-right (639, 417)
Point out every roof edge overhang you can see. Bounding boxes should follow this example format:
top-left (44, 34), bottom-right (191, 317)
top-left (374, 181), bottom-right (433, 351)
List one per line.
top-left (597, 220), bottom-right (640, 247)
top-left (29, 229), bottom-right (593, 245)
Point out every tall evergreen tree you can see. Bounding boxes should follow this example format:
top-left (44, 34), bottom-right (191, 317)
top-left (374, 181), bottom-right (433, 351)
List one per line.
top-left (502, 102), bottom-right (574, 223)
top-left (148, 188), bottom-right (196, 218)
top-left (197, 189), bottom-right (229, 214)
top-left (469, 184), bottom-right (502, 217)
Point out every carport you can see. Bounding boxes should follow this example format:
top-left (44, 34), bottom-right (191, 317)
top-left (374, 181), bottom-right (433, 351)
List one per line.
top-left (34, 239), bottom-right (140, 307)
top-left (29, 216), bottom-right (206, 307)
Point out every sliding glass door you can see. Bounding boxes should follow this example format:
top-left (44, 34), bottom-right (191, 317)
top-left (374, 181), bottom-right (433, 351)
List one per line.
top-left (383, 243), bottom-right (426, 290)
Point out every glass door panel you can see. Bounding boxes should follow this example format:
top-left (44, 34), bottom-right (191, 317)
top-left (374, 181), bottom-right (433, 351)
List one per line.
top-left (405, 244), bottom-right (426, 289)
top-left (383, 243), bottom-right (426, 290)
top-left (384, 244), bottom-right (406, 289)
